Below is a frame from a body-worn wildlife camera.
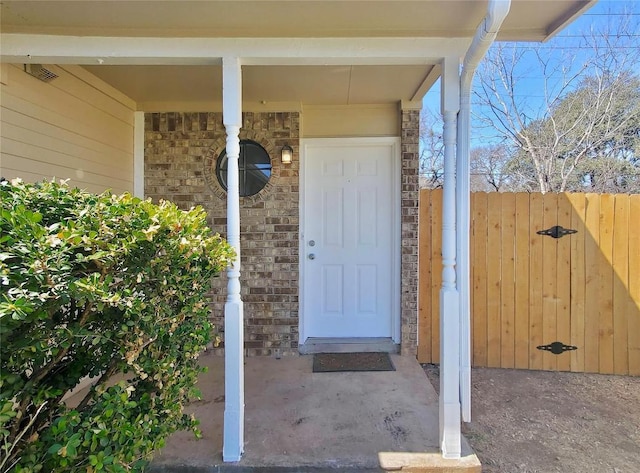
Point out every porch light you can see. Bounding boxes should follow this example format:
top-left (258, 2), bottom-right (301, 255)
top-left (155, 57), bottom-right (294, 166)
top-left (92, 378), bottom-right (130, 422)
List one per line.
top-left (281, 145), bottom-right (293, 164)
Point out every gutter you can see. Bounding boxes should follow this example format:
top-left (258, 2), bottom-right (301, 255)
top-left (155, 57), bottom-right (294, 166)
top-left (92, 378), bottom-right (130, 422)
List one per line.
top-left (456, 0), bottom-right (511, 423)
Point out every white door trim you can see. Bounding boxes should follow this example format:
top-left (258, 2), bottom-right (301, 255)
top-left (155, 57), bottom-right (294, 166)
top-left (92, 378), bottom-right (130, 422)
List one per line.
top-left (299, 137), bottom-right (401, 346)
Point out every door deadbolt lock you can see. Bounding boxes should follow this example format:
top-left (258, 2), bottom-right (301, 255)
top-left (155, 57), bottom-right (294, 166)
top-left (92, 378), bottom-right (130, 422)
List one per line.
top-left (309, 240), bottom-right (315, 247)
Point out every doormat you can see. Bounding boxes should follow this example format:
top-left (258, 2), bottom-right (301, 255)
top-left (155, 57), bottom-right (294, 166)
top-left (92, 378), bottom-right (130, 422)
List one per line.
top-left (312, 352), bottom-right (395, 372)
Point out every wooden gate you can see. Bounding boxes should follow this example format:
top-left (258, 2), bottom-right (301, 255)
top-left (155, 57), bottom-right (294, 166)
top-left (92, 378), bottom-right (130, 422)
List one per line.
top-left (418, 190), bottom-right (640, 376)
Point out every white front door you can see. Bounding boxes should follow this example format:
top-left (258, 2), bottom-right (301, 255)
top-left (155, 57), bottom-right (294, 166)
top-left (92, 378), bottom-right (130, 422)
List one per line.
top-left (301, 138), bottom-right (399, 340)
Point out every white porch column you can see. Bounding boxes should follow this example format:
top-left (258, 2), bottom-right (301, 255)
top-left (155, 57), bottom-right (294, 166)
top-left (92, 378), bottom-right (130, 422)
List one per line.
top-left (222, 56), bottom-right (244, 462)
top-left (439, 55), bottom-right (461, 459)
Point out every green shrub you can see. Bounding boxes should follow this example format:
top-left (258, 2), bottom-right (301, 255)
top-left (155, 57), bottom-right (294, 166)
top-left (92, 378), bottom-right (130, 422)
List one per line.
top-left (0, 179), bottom-right (234, 473)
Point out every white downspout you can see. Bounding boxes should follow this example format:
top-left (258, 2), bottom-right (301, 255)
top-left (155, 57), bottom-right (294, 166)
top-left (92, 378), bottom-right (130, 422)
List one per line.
top-left (457, 0), bottom-right (511, 423)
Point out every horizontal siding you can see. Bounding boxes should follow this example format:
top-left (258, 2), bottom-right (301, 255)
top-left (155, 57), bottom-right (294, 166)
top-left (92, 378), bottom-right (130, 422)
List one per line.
top-left (1, 64), bottom-right (135, 194)
top-left (53, 65), bottom-right (136, 126)
top-left (2, 65), bottom-right (134, 150)
top-left (2, 153), bottom-right (129, 194)
top-left (2, 120), bottom-right (131, 175)
top-left (2, 143), bottom-right (131, 189)
top-left (303, 104), bottom-right (399, 138)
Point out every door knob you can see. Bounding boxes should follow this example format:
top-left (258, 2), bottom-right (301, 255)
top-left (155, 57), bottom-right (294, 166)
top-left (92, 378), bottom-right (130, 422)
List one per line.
top-left (308, 253), bottom-right (316, 260)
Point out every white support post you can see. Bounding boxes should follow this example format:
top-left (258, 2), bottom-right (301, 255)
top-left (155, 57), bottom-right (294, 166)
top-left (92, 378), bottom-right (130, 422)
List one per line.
top-left (439, 56), bottom-right (461, 460)
top-left (222, 56), bottom-right (244, 463)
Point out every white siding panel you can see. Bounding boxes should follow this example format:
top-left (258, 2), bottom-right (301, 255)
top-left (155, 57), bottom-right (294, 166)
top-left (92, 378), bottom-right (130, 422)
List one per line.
top-left (53, 65), bottom-right (136, 125)
top-left (2, 85), bottom-right (133, 153)
top-left (4, 64), bottom-right (133, 143)
top-left (2, 137), bottom-right (130, 183)
top-left (1, 63), bottom-right (135, 193)
top-left (3, 153), bottom-right (131, 195)
top-left (0, 168), bottom-right (49, 186)
top-left (2, 122), bottom-right (130, 175)
top-left (1, 108), bottom-right (131, 166)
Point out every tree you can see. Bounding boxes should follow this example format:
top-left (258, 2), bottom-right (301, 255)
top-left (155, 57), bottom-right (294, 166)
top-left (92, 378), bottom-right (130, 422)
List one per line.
top-left (419, 108), bottom-right (444, 189)
top-left (499, 73), bottom-right (640, 193)
top-left (470, 144), bottom-right (513, 192)
top-left (474, 5), bottom-right (640, 193)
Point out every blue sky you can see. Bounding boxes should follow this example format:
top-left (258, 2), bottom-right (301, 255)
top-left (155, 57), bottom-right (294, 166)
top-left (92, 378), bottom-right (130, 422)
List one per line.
top-left (422, 0), bottom-right (640, 147)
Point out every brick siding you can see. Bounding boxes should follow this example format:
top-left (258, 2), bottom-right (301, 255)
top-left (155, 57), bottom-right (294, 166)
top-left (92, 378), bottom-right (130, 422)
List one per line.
top-left (144, 109), bottom-right (420, 356)
top-left (145, 112), bottom-right (300, 356)
top-left (400, 109), bottom-right (420, 356)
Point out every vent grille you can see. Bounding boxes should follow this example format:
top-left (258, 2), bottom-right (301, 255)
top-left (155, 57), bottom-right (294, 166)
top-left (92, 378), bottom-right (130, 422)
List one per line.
top-left (24, 64), bottom-right (59, 82)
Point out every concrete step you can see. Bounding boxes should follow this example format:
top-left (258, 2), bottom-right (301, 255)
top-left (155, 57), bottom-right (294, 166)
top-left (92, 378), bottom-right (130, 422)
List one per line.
top-left (149, 452), bottom-right (482, 473)
top-left (298, 337), bottom-right (399, 354)
top-left (150, 466), bottom-right (385, 473)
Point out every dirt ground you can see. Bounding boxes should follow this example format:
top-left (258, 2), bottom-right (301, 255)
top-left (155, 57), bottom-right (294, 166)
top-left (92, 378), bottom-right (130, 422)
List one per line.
top-left (422, 364), bottom-right (640, 473)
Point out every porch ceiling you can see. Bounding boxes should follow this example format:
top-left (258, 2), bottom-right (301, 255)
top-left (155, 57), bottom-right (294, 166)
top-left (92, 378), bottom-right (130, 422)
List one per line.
top-left (1, 0), bottom-right (595, 42)
top-left (80, 64), bottom-right (437, 108)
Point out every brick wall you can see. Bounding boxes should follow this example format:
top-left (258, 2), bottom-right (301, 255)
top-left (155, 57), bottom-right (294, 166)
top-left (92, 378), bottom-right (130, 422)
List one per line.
top-left (400, 109), bottom-right (420, 356)
top-left (144, 109), bottom-right (420, 356)
top-left (145, 112), bottom-right (300, 356)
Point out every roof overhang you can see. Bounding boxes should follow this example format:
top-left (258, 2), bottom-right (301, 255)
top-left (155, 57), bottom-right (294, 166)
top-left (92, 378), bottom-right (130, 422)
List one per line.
top-left (0, 1), bottom-right (596, 42)
top-left (0, 0), bottom-right (597, 108)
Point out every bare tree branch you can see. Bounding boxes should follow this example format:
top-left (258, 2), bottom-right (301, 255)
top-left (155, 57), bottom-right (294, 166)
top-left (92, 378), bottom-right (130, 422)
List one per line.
top-left (473, 5), bottom-right (640, 193)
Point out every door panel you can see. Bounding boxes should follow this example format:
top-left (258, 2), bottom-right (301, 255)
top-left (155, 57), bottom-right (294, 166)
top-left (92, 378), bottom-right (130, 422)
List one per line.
top-left (303, 140), bottom-right (395, 339)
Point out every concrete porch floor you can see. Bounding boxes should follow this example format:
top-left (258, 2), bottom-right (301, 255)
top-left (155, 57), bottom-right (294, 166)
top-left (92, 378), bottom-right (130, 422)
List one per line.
top-left (149, 354), bottom-right (479, 472)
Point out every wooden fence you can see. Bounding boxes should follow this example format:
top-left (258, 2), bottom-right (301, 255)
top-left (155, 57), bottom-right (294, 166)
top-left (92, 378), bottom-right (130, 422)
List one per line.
top-left (418, 190), bottom-right (640, 376)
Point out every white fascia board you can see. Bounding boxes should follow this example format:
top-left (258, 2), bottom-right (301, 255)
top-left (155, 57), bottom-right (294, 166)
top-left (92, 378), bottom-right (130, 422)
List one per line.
top-left (0, 34), bottom-right (470, 66)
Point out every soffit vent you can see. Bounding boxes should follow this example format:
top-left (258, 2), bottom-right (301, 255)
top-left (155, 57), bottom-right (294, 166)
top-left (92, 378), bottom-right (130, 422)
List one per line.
top-left (23, 64), bottom-right (59, 83)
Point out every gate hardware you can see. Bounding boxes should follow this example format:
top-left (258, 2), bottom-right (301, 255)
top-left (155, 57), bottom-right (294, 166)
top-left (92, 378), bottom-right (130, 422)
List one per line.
top-left (537, 225), bottom-right (577, 239)
top-left (536, 341), bottom-right (577, 355)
